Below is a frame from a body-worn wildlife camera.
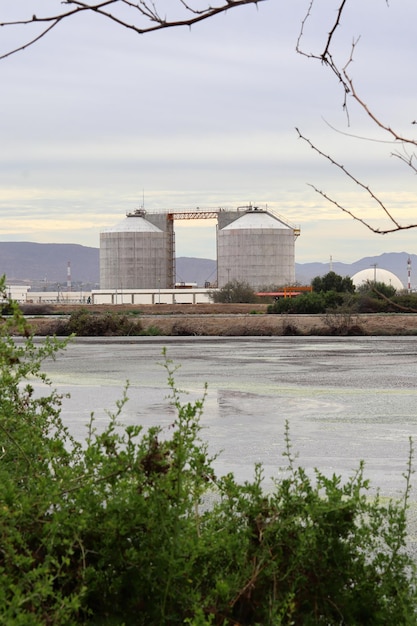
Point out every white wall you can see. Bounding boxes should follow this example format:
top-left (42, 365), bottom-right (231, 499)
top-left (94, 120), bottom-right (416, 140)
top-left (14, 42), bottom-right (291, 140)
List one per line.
top-left (91, 289), bottom-right (213, 305)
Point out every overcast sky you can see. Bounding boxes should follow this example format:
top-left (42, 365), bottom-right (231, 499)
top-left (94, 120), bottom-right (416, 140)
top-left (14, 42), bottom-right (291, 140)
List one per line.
top-left (1, 0), bottom-right (416, 263)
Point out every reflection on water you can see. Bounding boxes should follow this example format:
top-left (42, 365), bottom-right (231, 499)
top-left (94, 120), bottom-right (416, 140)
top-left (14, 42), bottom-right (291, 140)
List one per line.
top-left (35, 336), bottom-right (417, 496)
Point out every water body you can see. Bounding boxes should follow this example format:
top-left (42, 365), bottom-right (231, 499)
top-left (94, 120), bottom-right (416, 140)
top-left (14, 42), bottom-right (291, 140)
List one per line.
top-left (36, 336), bottom-right (417, 497)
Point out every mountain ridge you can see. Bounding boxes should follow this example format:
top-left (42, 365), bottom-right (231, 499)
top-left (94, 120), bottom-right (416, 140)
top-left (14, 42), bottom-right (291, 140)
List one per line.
top-left (0, 242), bottom-right (415, 289)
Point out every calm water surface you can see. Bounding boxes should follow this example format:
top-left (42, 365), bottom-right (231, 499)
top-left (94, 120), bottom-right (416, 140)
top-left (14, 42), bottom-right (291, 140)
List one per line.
top-left (38, 336), bottom-right (417, 496)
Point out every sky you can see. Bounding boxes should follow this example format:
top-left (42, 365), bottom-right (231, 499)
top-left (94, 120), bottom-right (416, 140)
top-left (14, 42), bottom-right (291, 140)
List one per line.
top-left (1, 0), bottom-right (417, 263)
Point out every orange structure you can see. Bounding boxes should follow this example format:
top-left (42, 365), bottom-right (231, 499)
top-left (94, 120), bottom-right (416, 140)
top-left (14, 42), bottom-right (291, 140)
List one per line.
top-left (257, 286), bottom-right (312, 299)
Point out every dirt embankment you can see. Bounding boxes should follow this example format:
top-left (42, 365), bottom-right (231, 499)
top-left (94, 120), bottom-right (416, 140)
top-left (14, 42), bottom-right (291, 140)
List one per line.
top-left (21, 303), bottom-right (417, 336)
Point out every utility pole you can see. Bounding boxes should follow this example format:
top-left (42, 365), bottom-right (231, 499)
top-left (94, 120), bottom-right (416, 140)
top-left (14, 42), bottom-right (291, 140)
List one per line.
top-left (407, 257), bottom-right (412, 293)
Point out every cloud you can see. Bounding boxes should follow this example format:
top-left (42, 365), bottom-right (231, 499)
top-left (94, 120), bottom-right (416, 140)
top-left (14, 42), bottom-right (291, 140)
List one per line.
top-left (0, 1), bottom-right (416, 261)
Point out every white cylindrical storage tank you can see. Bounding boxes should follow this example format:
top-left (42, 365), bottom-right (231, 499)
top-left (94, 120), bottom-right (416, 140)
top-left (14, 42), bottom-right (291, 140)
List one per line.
top-left (217, 209), bottom-right (296, 289)
top-left (100, 212), bottom-right (172, 289)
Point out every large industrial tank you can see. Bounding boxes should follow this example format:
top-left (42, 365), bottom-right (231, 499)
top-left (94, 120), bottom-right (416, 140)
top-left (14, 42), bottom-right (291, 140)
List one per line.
top-left (217, 208), bottom-right (297, 289)
top-left (100, 210), bottom-right (174, 289)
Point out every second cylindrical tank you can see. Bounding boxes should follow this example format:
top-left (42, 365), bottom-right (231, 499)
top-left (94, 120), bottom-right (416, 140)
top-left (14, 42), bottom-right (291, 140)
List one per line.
top-left (217, 208), bottom-right (296, 289)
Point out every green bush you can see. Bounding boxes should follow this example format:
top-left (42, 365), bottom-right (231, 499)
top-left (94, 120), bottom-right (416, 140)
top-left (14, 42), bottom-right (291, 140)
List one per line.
top-left (356, 280), bottom-right (397, 299)
top-left (392, 294), bottom-right (417, 311)
top-left (1, 276), bottom-right (417, 624)
top-left (19, 303), bottom-right (56, 316)
top-left (268, 288), bottom-right (417, 316)
top-left (268, 290), bottom-right (345, 314)
top-left (53, 308), bottom-right (159, 336)
top-left (210, 280), bottom-right (258, 303)
top-left (354, 294), bottom-right (390, 313)
top-left (311, 271), bottom-right (355, 294)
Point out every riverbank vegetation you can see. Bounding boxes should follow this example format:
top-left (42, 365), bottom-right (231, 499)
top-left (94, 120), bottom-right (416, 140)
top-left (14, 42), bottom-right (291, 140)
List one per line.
top-left (53, 308), bottom-right (162, 337)
top-left (1, 277), bottom-right (417, 624)
top-left (268, 272), bottom-right (417, 316)
top-left (4, 274), bottom-right (417, 337)
top-left (210, 280), bottom-right (258, 304)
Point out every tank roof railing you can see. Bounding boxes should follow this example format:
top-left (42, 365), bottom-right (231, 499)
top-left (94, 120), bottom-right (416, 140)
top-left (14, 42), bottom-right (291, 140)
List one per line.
top-left (264, 206), bottom-right (300, 233)
top-left (236, 204), bottom-right (263, 212)
top-left (124, 205), bottom-right (300, 234)
top-left (126, 207), bottom-right (146, 218)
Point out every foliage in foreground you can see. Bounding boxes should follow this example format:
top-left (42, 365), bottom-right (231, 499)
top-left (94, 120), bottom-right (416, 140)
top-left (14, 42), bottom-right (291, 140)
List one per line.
top-left (1, 278), bottom-right (417, 624)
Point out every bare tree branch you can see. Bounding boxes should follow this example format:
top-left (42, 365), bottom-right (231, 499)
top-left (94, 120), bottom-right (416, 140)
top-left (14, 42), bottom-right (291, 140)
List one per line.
top-left (295, 128), bottom-right (417, 235)
top-left (392, 149), bottom-right (417, 176)
top-left (296, 0), bottom-right (417, 233)
top-left (0, 0), bottom-right (262, 60)
top-left (296, 0), bottom-right (352, 104)
top-left (321, 0), bottom-right (348, 61)
top-left (343, 72), bottom-right (417, 147)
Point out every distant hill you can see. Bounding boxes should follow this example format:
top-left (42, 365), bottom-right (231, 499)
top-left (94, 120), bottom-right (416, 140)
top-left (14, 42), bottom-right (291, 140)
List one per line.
top-left (175, 257), bottom-right (217, 287)
top-left (295, 252), bottom-right (416, 287)
top-left (1, 242), bottom-right (415, 289)
top-left (0, 242), bottom-right (100, 289)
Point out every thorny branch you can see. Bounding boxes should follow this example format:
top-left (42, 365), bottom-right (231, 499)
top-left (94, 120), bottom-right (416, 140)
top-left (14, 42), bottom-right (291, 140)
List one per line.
top-left (295, 128), bottom-right (417, 234)
top-left (0, 0), bottom-right (262, 61)
top-left (296, 0), bottom-right (417, 233)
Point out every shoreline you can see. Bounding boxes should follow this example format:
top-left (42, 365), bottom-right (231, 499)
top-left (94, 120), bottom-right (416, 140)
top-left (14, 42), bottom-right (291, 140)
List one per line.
top-left (23, 306), bottom-right (417, 336)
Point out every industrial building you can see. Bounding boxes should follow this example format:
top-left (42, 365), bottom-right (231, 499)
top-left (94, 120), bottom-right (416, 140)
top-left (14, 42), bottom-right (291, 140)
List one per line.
top-left (91, 288), bottom-right (211, 305)
top-left (99, 205), bottom-right (300, 293)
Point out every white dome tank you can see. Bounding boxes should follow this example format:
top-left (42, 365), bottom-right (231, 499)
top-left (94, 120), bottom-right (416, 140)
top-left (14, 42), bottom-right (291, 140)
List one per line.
top-left (100, 211), bottom-right (173, 289)
top-left (352, 268), bottom-right (403, 291)
top-left (217, 209), bottom-right (297, 289)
